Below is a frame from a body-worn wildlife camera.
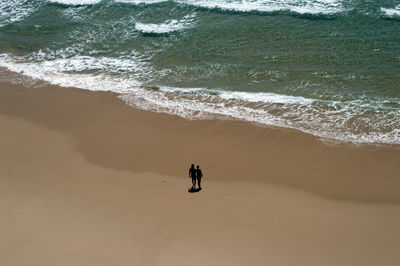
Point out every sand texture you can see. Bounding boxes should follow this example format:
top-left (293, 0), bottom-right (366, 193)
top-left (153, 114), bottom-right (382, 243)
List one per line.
top-left (1, 79), bottom-right (400, 265)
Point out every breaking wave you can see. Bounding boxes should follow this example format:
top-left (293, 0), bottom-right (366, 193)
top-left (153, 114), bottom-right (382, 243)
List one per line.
top-left (116, 0), bottom-right (346, 14)
top-left (48, 0), bottom-right (101, 5)
top-left (135, 14), bottom-right (196, 34)
top-left (381, 5), bottom-right (400, 17)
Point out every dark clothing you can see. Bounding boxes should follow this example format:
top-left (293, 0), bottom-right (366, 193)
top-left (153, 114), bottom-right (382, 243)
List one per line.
top-left (196, 169), bottom-right (203, 179)
top-left (189, 168), bottom-right (197, 179)
top-left (189, 167), bottom-right (197, 187)
top-left (196, 169), bottom-right (203, 188)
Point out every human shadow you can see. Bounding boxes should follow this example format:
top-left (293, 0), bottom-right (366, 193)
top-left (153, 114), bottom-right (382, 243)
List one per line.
top-left (188, 187), bottom-right (202, 193)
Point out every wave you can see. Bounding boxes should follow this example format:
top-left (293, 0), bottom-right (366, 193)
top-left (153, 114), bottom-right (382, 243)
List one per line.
top-left (0, 0), bottom-right (99, 28)
top-left (3, 0), bottom-right (399, 26)
top-left (381, 5), bottom-right (400, 17)
top-left (116, 0), bottom-right (346, 14)
top-left (179, 0), bottom-right (346, 15)
top-left (135, 14), bottom-right (195, 34)
top-left (115, 0), bottom-right (167, 4)
top-left (158, 86), bottom-right (316, 105)
top-left (0, 52), bottom-right (150, 91)
top-left (47, 0), bottom-right (102, 5)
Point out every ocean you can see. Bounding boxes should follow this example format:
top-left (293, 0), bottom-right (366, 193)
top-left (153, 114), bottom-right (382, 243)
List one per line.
top-left (1, 0), bottom-right (399, 145)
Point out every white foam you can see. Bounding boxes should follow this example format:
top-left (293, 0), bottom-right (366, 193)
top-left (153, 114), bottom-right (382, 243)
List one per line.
top-left (115, 0), bottom-right (167, 4)
top-left (179, 0), bottom-right (345, 14)
top-left (217, 90), bottom-right (315, 105)
top-left (159, 86), bottom-right (315, 105)
top-left (135, 14), bottom-right (195, 34)
top-left (0, 52), bottom-right (149, 92)
top-left (47, 0), bottom-right (101, 5)
top-left (116, 0), bottom-right (345, 14)
top-left (381, 5), bottom-right (400, 17)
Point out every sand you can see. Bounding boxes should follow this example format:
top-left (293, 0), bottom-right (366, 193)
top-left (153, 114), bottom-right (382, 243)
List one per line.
top-left (1, 76), bottom-right (400, 265)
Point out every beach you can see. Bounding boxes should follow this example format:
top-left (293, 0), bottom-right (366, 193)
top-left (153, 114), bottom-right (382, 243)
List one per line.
top-left (2, 0), bottom-right (400, 264)
top-left (1, 76), bottom-right (400, 265)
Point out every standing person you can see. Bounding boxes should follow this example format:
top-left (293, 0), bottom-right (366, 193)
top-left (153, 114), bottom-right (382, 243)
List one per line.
top-left (189, 164), bottom-right (197, 189)
top-left (196, 165), bottom-right (203, 189)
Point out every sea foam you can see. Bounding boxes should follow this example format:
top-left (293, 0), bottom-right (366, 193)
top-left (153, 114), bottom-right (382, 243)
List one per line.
top-left (0, 52), bottom-right (148, 91)
top-left (381, 5), bottom-right (400, 17)
top-left (115, 0), bottom-right (167, 4)
top-left (116, 0), bottom-right (346, 14)
top-left (176, 0), bottom-right (345, 14)
top-left (135, 14), bottom-right (195, 34)
top-left (158, 87), bottom-right (315, 105)
top-left (48, 0), bottom-right (102, 5)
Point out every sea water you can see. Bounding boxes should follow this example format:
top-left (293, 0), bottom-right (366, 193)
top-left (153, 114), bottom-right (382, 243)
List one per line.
top-left (1, 0), bottom-right (399, 144)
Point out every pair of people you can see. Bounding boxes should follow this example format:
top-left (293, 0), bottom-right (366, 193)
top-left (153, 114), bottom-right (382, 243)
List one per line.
top-left (189, 164), bottom-right (203, 190)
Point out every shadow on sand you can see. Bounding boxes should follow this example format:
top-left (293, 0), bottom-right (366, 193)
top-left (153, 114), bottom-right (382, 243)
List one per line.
top-left (188, 187), bottom-right (202, 193)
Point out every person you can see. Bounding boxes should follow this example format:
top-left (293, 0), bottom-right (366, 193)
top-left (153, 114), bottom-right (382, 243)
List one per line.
top-left (196, 165), bottom-right (203, 189)
top-left (189, 164), bottom-right (197, 189)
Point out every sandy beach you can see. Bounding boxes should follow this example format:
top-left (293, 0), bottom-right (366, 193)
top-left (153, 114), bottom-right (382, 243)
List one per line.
top-left (1, 75), bottom-right (400, 265)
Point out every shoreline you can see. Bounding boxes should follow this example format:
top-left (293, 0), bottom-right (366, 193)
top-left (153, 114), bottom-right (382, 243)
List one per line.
top-left (1, 73), bottom-right (400, 202)
top-left (1, 62), bottom-right (398, 147)
top-left (2, 73), bottom-right (400, 265)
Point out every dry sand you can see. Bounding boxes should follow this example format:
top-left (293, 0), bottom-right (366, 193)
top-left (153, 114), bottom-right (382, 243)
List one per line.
top-left (1, 77), bottom-right (400, 265)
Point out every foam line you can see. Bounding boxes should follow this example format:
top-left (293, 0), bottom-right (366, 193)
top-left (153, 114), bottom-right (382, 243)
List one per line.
top-left (381, 5), bottom-right (400, 17)
top-left (115, 0), bottom-right (346, 14)
top-left (1, 52), bottom-right (399, 145)
top-left (135, 14), bottom-right (195, 34)
top-left (47, 0), bottom-right (102, 5)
